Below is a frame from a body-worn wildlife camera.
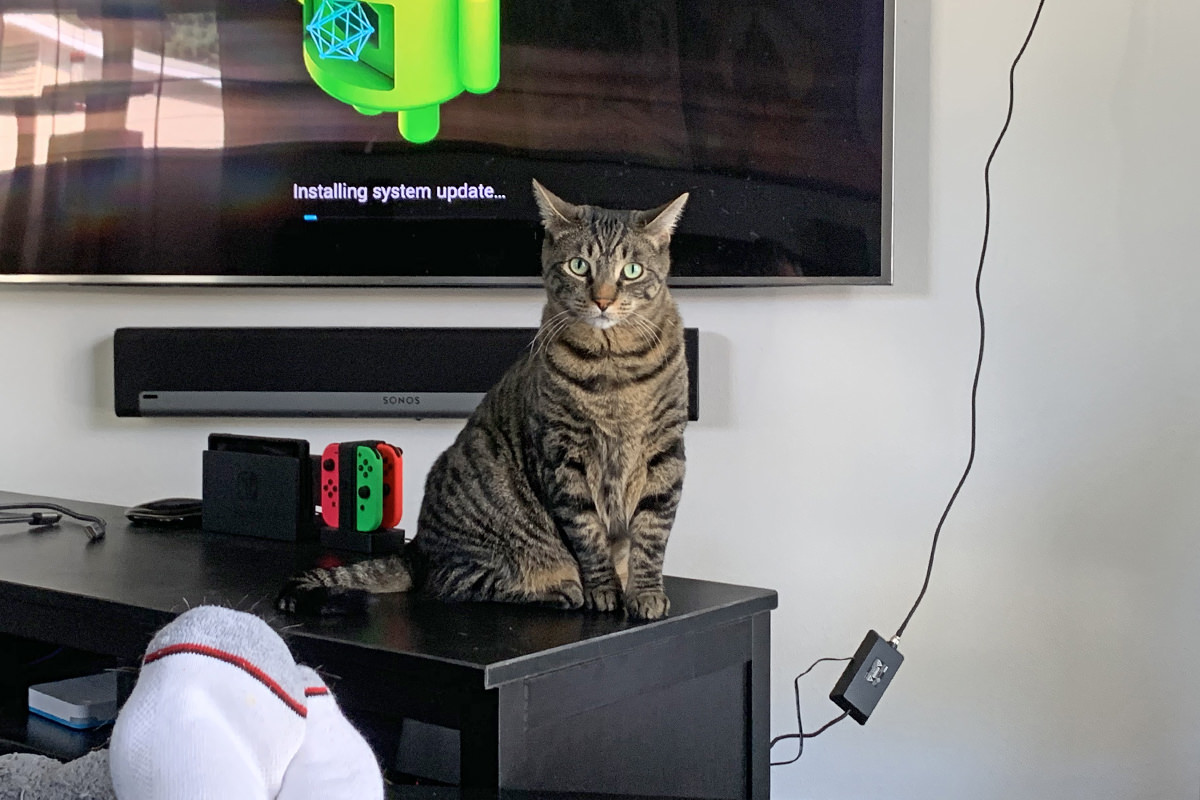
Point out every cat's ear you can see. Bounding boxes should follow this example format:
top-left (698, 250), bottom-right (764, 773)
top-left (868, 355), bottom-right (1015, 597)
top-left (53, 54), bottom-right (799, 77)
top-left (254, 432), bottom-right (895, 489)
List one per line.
top-left (532, 179), bottom-right (582, 238)
top-left (636, 193), bottom-right (689, 248)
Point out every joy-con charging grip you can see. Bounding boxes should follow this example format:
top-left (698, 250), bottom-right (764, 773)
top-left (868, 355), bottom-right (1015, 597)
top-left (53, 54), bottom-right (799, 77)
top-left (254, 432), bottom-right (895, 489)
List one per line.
top-left (317, 440), bottom-right (402, 534)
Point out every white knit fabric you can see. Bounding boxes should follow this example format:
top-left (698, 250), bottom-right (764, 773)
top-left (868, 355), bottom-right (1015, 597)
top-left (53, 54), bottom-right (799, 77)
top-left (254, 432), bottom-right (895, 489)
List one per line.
top-left (109, 607), bottom-right (309, 800)
top-left (277, 666), bottom-right (384, 800)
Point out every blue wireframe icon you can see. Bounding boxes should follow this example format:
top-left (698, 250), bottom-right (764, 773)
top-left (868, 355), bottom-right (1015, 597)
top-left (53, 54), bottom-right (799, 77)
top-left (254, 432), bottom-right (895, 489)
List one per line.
top-left (306, 0), bottom-right (375, 62)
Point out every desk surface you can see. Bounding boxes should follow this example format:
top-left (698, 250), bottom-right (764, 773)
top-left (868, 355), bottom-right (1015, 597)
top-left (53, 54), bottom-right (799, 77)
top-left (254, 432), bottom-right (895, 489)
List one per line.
top-left (0, 491), bottom-right (776, 689)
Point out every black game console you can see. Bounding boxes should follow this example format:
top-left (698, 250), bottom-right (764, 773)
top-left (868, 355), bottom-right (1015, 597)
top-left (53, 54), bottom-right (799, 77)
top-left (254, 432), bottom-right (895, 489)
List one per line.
top-left (201, 434), bottom-right (316, 542)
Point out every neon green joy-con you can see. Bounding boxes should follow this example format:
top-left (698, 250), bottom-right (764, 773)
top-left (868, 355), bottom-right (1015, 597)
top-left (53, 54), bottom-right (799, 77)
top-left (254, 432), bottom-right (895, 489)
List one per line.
top-left (353, 444), bottom-right (384, 531)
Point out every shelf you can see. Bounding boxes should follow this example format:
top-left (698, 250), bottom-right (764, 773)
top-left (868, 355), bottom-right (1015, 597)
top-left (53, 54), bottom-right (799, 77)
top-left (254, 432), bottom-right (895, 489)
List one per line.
top-left (0, 632), bottom-right (125, 761)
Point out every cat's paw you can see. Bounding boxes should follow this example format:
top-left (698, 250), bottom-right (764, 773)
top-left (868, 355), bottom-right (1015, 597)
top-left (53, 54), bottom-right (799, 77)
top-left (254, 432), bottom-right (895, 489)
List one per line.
top-left (625, 588), bottom-right (670, 621)
top-left (541, 579), bottom-right (585, 610)
top-left (276, 577), bottom-right (371, 616)
top-left (584, 585), bottom-right (622, 613)
top-left (275, 576), bottom-right (313, 614)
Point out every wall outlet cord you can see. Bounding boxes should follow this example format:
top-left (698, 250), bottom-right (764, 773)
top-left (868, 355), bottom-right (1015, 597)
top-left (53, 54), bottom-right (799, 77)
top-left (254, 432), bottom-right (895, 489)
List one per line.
top-left (771, 0), bottom-right (1048, 766)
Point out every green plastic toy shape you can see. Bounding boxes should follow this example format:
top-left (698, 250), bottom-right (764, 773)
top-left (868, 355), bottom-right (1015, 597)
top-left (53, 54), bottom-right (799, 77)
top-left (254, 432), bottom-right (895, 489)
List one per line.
top-left (301, 0), bottom-right (500, 143)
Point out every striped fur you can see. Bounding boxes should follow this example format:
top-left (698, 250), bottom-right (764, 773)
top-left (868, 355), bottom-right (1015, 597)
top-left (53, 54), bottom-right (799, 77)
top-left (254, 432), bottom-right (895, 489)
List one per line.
top-left (278, 182), bottom-right (689, 621)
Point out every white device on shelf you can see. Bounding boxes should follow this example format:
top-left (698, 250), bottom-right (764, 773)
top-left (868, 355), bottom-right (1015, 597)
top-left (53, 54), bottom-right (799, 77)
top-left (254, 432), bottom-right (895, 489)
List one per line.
top-left (28, 672), bottom-right (120, 729)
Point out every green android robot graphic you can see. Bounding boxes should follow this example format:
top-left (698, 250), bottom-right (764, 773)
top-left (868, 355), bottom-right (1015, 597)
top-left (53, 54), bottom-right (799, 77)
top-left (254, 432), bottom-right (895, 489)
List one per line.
top-left (300, 0), bottom-right (500, 143)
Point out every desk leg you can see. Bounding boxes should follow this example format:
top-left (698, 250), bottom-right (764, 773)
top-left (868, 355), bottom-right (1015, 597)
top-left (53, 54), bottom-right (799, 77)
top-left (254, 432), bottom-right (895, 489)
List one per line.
top-left (749, 611), bottom-right (771, 800)
top-left (459, 691), bottom-right (500, 792)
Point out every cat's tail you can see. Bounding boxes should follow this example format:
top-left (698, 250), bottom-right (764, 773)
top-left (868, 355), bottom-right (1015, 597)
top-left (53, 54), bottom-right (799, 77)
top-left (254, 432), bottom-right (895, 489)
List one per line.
top-left (275, 543), bottom-right (422, 616)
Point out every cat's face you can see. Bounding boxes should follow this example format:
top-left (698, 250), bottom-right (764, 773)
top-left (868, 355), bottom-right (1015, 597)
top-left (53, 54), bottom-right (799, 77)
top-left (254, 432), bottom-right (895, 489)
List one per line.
top-left (533, 180), bottom-right (688, 330)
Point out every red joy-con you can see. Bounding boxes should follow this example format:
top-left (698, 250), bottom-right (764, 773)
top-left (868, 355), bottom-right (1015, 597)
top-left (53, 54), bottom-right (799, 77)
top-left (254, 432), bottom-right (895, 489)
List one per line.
top-left (378, 443), bottom-right (403, 529)
top-left (319, 443), bottom-right (340, 528)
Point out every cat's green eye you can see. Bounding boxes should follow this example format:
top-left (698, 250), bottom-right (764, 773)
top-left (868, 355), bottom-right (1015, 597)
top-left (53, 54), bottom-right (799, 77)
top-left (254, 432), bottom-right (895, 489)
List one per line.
top-left (622, 262), bottom-right (645, 281)
top-left (565, 257), bottom-right (591, 277)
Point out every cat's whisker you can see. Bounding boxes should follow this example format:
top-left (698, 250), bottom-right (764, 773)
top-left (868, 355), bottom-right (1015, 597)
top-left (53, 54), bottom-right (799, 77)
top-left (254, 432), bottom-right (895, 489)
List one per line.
top-left (639, 317), bottom-right (663, 347)
top-left (552, 313), bottom-right (575, 339)
top-left (638, 326), bottom-right (657, 351)
top-left (530, 310), bottom-right (571, 354)
top-left (630, 311), bottom-right (661, 337)
top-left (532, 319), bottom-right (562, 360)
top-left (531, 318), bottom-right (555, 358)
top-left (531, 317), bottom-right (571, 361)
top-left (628, 312), bottom-right (662, 350)
top-left (545, 312), bottom-right (571, 336)
top-left (623, 315), bottom-right (651, 349)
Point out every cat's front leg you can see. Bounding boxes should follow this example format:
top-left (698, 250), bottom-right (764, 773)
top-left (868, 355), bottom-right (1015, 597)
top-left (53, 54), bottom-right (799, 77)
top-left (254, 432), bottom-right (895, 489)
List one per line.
top-left (537, 441), bottom-right (624, 609)
top-left (625, 535), bottom-right (671, 620)
top-left (625, 441), bottom-right (685, 621)
top-left (545, 477), bottom-right (623, 611)
top-left (562, 516), bottom-right (624, 612)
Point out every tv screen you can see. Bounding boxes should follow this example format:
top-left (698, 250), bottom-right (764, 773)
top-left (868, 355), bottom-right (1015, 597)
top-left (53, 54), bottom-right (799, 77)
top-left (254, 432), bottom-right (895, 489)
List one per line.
top-left (0, 0), bottom-right (893, 286)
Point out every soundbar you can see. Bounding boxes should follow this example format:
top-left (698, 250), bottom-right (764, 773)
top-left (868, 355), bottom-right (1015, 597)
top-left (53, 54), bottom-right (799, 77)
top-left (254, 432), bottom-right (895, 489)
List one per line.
top-left (114, 327), bottom-right (700, 420)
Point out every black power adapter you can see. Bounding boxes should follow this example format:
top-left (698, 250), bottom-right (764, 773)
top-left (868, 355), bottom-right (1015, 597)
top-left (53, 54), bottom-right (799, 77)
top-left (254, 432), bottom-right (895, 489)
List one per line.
top-left (829, 630), bottom-right (903, 725)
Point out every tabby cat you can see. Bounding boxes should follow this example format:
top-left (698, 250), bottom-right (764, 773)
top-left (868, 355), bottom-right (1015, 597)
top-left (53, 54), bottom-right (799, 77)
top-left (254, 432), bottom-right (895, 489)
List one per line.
top-left (277, 181), bottom-right (689, 621)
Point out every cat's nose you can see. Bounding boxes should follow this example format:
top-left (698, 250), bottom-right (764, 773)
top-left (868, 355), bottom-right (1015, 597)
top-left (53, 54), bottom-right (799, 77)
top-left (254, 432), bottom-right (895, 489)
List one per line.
top-left (593, 284), bottom-right (617, 311)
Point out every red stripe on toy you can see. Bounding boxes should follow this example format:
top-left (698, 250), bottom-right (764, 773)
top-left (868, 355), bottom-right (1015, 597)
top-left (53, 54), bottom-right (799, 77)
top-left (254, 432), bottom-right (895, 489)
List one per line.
top-left (304, 687), bottom-right (330, 697)
top-left (143, 643), bottom-right (308, 718)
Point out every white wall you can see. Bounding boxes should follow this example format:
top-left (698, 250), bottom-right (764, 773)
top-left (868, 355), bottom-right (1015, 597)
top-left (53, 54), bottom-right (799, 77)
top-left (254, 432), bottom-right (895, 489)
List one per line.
top-left (2, 0), bottom-right (1199, 797)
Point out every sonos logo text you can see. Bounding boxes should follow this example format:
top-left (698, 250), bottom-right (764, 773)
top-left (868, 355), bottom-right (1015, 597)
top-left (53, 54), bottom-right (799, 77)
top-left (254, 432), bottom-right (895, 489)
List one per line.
top-left (382, 395), bottom-right (421, 406)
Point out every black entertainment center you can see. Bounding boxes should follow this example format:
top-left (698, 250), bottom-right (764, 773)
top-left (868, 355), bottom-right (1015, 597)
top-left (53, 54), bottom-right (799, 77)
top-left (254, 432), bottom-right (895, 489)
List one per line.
top-left (0, 491), bottom-right (777, 799)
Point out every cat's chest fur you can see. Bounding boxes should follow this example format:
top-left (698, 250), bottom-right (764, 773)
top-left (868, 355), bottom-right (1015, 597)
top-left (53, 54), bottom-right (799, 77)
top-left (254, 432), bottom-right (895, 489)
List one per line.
top-left (540, 334), bottom-right (681, 538)
top-left (584, 425), bottom-right (649, 539)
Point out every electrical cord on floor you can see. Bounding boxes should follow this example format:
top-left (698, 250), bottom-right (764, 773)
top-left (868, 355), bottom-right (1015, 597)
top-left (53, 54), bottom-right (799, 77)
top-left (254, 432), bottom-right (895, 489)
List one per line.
top-left (771, 0), bottom-right (1048, 765)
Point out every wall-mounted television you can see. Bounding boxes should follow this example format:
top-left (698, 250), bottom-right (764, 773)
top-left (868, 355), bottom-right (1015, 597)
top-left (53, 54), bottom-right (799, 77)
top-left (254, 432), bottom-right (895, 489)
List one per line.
top-left (0, 0), bottom-right (893, 287)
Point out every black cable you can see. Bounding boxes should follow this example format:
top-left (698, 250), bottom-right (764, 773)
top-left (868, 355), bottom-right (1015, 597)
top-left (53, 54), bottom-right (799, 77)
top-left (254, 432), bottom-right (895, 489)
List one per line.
top-left (0, 503), bottom-right (106, 541)
top-left (893, 0), bottom-right (1047, 642)
top-left (24, 647), bottom-right (65, 669)
top-left (0, 511), bottom-right (62, 526)
top-left (769, 657), bottom-right (852, 766)
top-left (770, 2), bottom-right (1049, 770)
